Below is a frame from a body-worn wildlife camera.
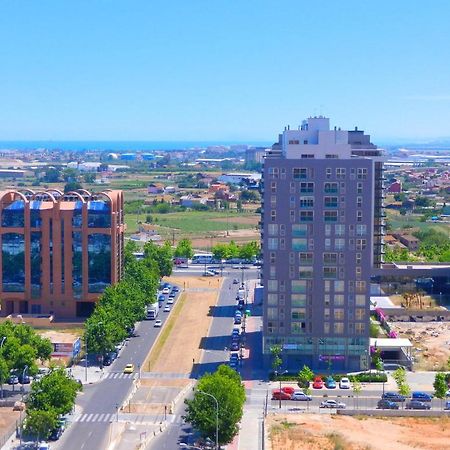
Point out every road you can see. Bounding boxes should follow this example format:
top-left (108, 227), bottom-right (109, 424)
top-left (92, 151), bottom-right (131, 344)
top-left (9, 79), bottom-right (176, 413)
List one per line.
top-left (53, 288), bottom-right (182, 450)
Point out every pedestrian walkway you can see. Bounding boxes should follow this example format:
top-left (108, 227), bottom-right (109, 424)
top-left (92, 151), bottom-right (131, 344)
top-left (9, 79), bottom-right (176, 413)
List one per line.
top-left (102, 372), bottom-right (135, 380)
top-left (140, 371), bottom-right (190, 379)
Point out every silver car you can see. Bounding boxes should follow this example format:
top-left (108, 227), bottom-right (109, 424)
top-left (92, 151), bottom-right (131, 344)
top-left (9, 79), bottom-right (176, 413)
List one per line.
top-left (320, 399), bottom-right (346, 409)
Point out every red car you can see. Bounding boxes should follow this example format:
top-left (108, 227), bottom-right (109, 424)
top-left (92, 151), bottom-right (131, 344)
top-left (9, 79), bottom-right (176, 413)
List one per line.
top-left (281, 386), bottom-right (295, 395)
top-left (272, 389), bottom-right (291, 400)
top-left (313, 376), bottom-right (324, 389)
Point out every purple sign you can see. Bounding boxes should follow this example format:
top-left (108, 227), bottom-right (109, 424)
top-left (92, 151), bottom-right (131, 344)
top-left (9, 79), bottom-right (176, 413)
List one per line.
top-left (319, 355), bottom-right (345, 362)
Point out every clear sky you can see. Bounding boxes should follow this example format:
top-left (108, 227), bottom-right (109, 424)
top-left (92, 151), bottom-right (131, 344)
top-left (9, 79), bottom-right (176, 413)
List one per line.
top-left (0, 0), bottom-right (449, 142)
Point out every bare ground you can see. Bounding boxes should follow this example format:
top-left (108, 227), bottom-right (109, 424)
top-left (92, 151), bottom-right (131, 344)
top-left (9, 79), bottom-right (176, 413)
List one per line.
top-left (267, 414), bottom-right (450, 450)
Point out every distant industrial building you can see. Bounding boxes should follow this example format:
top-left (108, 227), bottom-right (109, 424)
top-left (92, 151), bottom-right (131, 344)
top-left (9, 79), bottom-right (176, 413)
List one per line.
top-left (0, 188), bottom-right (124, 318)
top-left (245, 147), bottom-right (268, 166)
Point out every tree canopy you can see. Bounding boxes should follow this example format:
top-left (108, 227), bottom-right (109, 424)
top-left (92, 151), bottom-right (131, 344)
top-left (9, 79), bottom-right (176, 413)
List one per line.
top-left (174, 238), bottom-right (194, 259)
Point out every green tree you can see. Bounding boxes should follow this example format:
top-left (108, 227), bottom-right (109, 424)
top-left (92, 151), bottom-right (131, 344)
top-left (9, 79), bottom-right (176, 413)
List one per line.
top-left (240, 190), bottom-right (261, 203)
top-left (24, 409), bottom-right (58, 442)
top-left (0, 358), bottom-right (9, 398)
top-left (174, 238), bottom-right (194, 259)
top-left (184, 365), bottom-right (245, 445)
top-left (64, 181), bottom-right (83, 193)
top-left (238, 241), bottom-right (259, 260)
top-left (433, 372), bottom-right (448, 409)
top-left (124, 240), bottom-right (140, 267)
top-left (297, 365), bottom-right (314, 389)
top-left (27, 367), bottom-right (82, 416)
top-left (62, 167), bottom-right (79, 182)
top-left (270, 345), bottom-right (282, 372)
top-left (212, 243), bottom-right (230, 261)
top-left (352, 379), bottom-right (362, 409)
top-left (83, 173), bottom-right (96, 183)
top-left (143, 240), bottom-right (173, 277)
top-left (43, 167), bottom-right (60, 183)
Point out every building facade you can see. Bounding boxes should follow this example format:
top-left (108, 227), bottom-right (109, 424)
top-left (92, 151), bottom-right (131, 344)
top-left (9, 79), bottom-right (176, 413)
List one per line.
top-left (0, 189), bottom-right (125, 318)
top-left (261, 117), bottom-right (384, 372)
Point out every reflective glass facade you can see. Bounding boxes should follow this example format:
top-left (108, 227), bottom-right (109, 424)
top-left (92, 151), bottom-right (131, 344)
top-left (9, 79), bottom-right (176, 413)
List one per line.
top-left (88, 233), bottom-right (111, 293)
top-left (2, 233), bottom-right (25, 292)
top-left (30, 232), bottom-right (42, 298)
top-left (2, 201), bottom-right (24, 227)
top-left (72, 232), bottom-right (83, 298)
top-left (87, 201), bottom-right (111, 228)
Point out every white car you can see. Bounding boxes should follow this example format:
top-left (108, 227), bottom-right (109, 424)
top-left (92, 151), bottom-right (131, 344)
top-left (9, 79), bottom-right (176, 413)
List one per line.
top-left (154, 320), bottom-right (162, 327)
top-left (446, 389), bottom-right (450, 397)
top-left (320, 399), bottom-right (346, 409)
top-left (339, 377), bottom-right (351, 389)
top-left (163, 305), bottom-right (171, 312)
top-left (291, 391), bottom-right (312, 401)
top-left (162, 288), bottom-right (170, 294)
top-left (167, 298), bottom-right (174, 305)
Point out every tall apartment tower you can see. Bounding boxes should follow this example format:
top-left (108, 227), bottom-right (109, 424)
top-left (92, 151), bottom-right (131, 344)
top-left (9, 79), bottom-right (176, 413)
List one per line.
top-left (0, 189), bottom-right (125, 318)
top-left (261, 117), bottom-right (384, 372)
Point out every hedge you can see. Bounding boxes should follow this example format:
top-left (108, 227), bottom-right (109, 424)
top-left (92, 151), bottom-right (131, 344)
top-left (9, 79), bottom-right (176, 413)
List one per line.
top-left (270, 372), bottom-right (388, 383)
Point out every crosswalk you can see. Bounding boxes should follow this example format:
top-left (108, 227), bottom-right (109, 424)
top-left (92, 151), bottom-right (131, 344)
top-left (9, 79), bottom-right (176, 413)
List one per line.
top-left (102, 372), bottom-right (135, 380)
top-left (73, 412), bottom-right (185, 424)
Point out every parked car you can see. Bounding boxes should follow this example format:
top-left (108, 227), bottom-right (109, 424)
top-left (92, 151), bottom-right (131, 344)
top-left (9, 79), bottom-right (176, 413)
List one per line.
top-left (48, 426), bottom-right (63, 441)
top-left (158, 294), bottom-right (165, 302)
top-left (406, 400), bottom-right (431, 410)
top-left (412, 391), bottom-right (433, 402)
top-left (313, 377), bottom-right (324, 389)
top-left (325, 377), bottom-right (336, 389)
top-left (168, 293), bottom-right (175, 299)
top-left (163, 305), bottom-right (171, 312)
top-left (203, 270), bottom-right (216, 277)
top-left (377, 399), bottom-right (399, 410)
top-left (154, 320), bottom-right (162, 327)
top-left (446, 389), bottom-right (450, 397)
top-left (291, 391), bottom-right (312, 401)
top-left (162, 287), bottom-right (170, 294)
top-left (230, 341), bottom-right (240, 351)
top-left (126, 326), bottom-right (136, 337)
top-left (320, 400), bottom-right (346, 409)
top-left (444, 401), bottom-right (450, 410)
top-left (339, 377), bottom-right (351, 389)
top-left (382, 392), bottom-right (406, 402)
top-left (272, 389), bottom-right (291, 400)
top-left (8, 375), bottom-right (19, 385)
top-left (234, 316), bottom-right (242, 325)
top-left (281, 386), bottom-right (295, 395)
top-left (18, 374), bottom-right (31, 384)
top-left (233, 279), bottom-right (239, 284)
top-left (102, 355), bottom-right (112, 366)
top-left (231, 328), bottom-right (240, 337)
top-left (172, 286), bottom-right (179, 293)
top-left (167, 298), bottom-right (174, 305)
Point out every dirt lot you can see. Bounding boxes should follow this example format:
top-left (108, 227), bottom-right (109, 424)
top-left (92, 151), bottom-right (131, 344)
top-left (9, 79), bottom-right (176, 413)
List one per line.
top-left (0, 408), bottom-right (21, 445)
top-left (143, 275), bottom-right (222, 373)
top-left (267, 414), bottom-right (450, 450)
top-left (390, 321), bottom-right (450, 370)
top-left (192, 228), bottom-right (260, 248)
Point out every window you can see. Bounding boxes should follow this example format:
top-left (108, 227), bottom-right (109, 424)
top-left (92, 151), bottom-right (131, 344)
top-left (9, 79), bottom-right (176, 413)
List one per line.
top-left (357, 211), bottom-right (363, 222)
top-left (308, 238), bottom-right (314, 250)
top-left (324, 197), bottom-right (338, 208)
top-left (299, 197), bottom-right (314, 208)
top-left (356, 253), bottom-right (362, 264)
top-left (299, 252), bottom-right (313, 265)
top-left (268, 238), bottom-right (278, 250)
top-left (326, 154), bottom-right (338, 159)
top-left (292, 238), bottom-right (307, 251)
top-left (292, 280), bottom-right (307, 293)
top-left (356, 224), bottom-right (367, 236)
top-left (289, 196), bottom-right (295, 208)
top-left (334, 323), bottom-right (344, 334)
top-left (301, 153), bottom-right (313, 158)
top-left (269, 252), bottom-right (276, 264)
top-left (355, 295), bottom-right (365, 306)
top-left (2, 232), bottom-right (25, 292)
top-left (270, 195), bottom-right (277, 208)
top-left (335, 224), bottom-right (345, 236)
top-left (326, 168), bottom-right (332, 179)
top-left (334, 294), bottom-right (344, 306)
top-left (357, 196), bottom-right (362, 208)
top-left (357, 168), bottom-right (368, 180)
top-left (357, 182), bottom-right (363, 194)
top-left (300, 211), bottom-right (314, 222)
top-left (355, 323), bottom-right (365, 335)
top-left (268, 280), bottom-right (278, 291)
top-left (334, 281), bottom-right (344, 292)
top-left (268, 224), bottom-right (278, 236)
top-left (324, 322), bottom-right (330, 334)
top-left (334, 309), bottom-right (344, 320)
top-left (289, 252), bottom-right (295, 264)
top-left (267, 307), bottom-right (278, 319)
top-left (355, 308), bottom-right (365, 320)
top-left (281, 168), bottom-right (286, 179)
top-left (270, 266), bottom-right (276, 277)
top-left (290, 210), bottom-right (295, 222)
top-left (324, 294), bottom-right (330, 305)
top-left (323, 267), bottom-right (337, 279)
top-left (292, 308), bottom-right (306, 320)
top-left (268, 167), bottom-right (279, 179)
top-left (280, 238), bottom-right (285, 250)
top-left (280, 224), bottom-right (286, 236)
top-left (339, 253), bottom-right (345, 264)
top-left (356, 239), bottom-right (367, 250)
top-left (299, 266), bottom-right (313, 279)
top-left (356, 281), bottom-right (366, 293)
top-left (356, 266), bottom-right (362, 279)
top-left (270, 210), bottom-right (276, 223)
top-left (325, 238), bottom-right (331, 250)
top-left (292, 224), bottom-right (308, 237)
top-left (289, 139), bottom-right (300, 145)
top-left (291, 322), bottom-right (305, 334)
top-left (300, 182), bottom-right (314, 193)
top-left (335, 238), bottom-right (345, 251)
top-left (267, 321), bottom-right (277, 334)
top-left (303, 140), bottom-right (309, 145)
top-left (323, 253), bottom-right (337, 264)
top-left (324, 211), bottom-right (338, 222)
top-left (290, 182), bottom-right (295, 193)
top-left (324, 308), bottom-right (330, 320)
top-left (324, 281), bottom-right (331, 292)
top-left (88, 233), bottom-right (111, 293)
top-left (324, 182), bottom-right (338, 193)
top-left (292, 294), bottom-right (307, 306)
top-left (336, 168), bottom-right (346, 179)
top-left (293, 168), bottom-right (308, 180)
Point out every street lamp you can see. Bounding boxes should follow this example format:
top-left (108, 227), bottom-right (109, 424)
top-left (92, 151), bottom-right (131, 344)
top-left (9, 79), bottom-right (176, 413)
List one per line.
top-left (197, 389), bottom-right (219, 450)
top-left (275, 370), bottom-right (288, 409)
top-left (0, 336), bottom-right (6, 399)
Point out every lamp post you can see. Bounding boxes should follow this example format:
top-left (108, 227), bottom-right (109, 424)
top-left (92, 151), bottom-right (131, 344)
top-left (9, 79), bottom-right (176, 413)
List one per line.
top-left (275, 370), bottom-right (288, 409)
top-left (0, 336), bottom-right (6, 399)
top-left (197, 389), bottom-right (219, 450)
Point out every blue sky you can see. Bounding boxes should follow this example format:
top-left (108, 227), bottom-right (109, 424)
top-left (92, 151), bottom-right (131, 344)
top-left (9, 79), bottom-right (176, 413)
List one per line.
top-left (0, 0), bottom-right (449, 142)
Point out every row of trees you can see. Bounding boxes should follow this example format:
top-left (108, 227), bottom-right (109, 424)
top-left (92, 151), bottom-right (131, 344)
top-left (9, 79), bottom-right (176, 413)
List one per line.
top-left (184, 365), bottom-right (245, 446)
top-left (0, 322), bottom-right (53, 393)
top-left (25, 367), bottom-right (82, 441)
top-left (212, 241), bottom-right (259, 261)
top-left (85, 241), bottom-right (166, 356)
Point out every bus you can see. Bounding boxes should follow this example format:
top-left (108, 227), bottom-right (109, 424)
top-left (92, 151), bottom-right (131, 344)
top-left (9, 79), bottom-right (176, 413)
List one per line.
top-left (191, 253), bottom-right (214, 265)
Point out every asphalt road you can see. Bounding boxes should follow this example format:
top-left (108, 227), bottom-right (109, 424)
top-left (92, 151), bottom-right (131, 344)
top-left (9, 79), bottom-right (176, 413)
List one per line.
top-left (53, 288), bottom-right (182, 450)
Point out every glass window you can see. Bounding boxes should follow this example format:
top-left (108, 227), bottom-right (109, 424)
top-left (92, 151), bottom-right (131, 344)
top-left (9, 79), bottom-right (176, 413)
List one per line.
top-left (324, 197), bottom-right (338, 208)
top-left (1, 201), bottom-right (25, 227)
top-left (87, 201), bottom-right (111, 228)
top-left (72, 231), bottom-right (83, 298)
top-left (292, 238), bottom-right (307, 251)
top-left (292, 224), bottom-right (308, 237)
top-left (335, 238), bottom-right (345, 251)
top-left (334, 308), bottom-right (344, 320)
top-left (72, 201), bottom-right (83, 227)
top-left (355, 294), bottom-right (365, 306)
top-left (323, 253), bottom-right (337, 265)
top-left (300, 211), bottom-right (313, 222)
top-left (30, 201), bottom-right (42, 228)
top-left (356, 224), bottom-right (367, 236)
top-left (299, 252), bottom-right (313, 265)
top-left (334, 294), bottom-right (344, 306)
top-left (291, 322), bottom-right (305, 334)
top-left (323, 267), bottom-right (337, 279)
top-left (267, 307), bottom-right (278, 319)
top-left (355, 308), bottom-right (365, 320)
top-left (334, 281), bottom-right (345, 292)
top-left (335, 224), bottom-right (345, 236)
top-left (268, 280), bottom-right (278, 291)
top-left (88, 233), bottom-right (111, 293)
top-left (267, 293), bottom-right (278, 305)
top-left (291, 294), bottom-right (307, 306)
top-left (293, 168), bottom-right (308, 179)
top-left (292, 308), bottom-right (306, 320)
top-left (268, 224), bottom-right (278, 236)
top-left (300, 182), bottom-right (314, 193)
top-left (30, 232), bottom-right (42, 298)
top-left (292, 280), bottom-right (307, 293)
top-left (324, 211), bottom-right (338, 222)
top-left (334, 322), bottom-right (344, 334)
top-left (299, 266), bottom-right (313, 279)
top-left (324, 182), bottom-right (338, 193)
top-left (299, 197), bottom-right (314, 208)
top-left (2, 233), bottom-right (25, 292)
top-left (268, 238), bottom-right (278, 250)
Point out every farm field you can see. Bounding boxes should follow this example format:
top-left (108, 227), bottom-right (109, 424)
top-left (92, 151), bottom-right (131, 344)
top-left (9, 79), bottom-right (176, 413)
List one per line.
top-left (386, 209), bottom-right (450, 235)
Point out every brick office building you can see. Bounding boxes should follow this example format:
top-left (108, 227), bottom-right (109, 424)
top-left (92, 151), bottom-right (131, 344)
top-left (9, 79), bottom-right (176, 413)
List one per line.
top-left (0, 188), bottom-right (125, 318)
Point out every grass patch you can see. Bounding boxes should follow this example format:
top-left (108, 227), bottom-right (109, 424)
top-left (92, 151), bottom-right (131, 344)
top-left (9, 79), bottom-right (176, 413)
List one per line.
top-left (326, 432), bottom-right (352, 450)
top-left (143, 292), bottom-right (187, 371)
